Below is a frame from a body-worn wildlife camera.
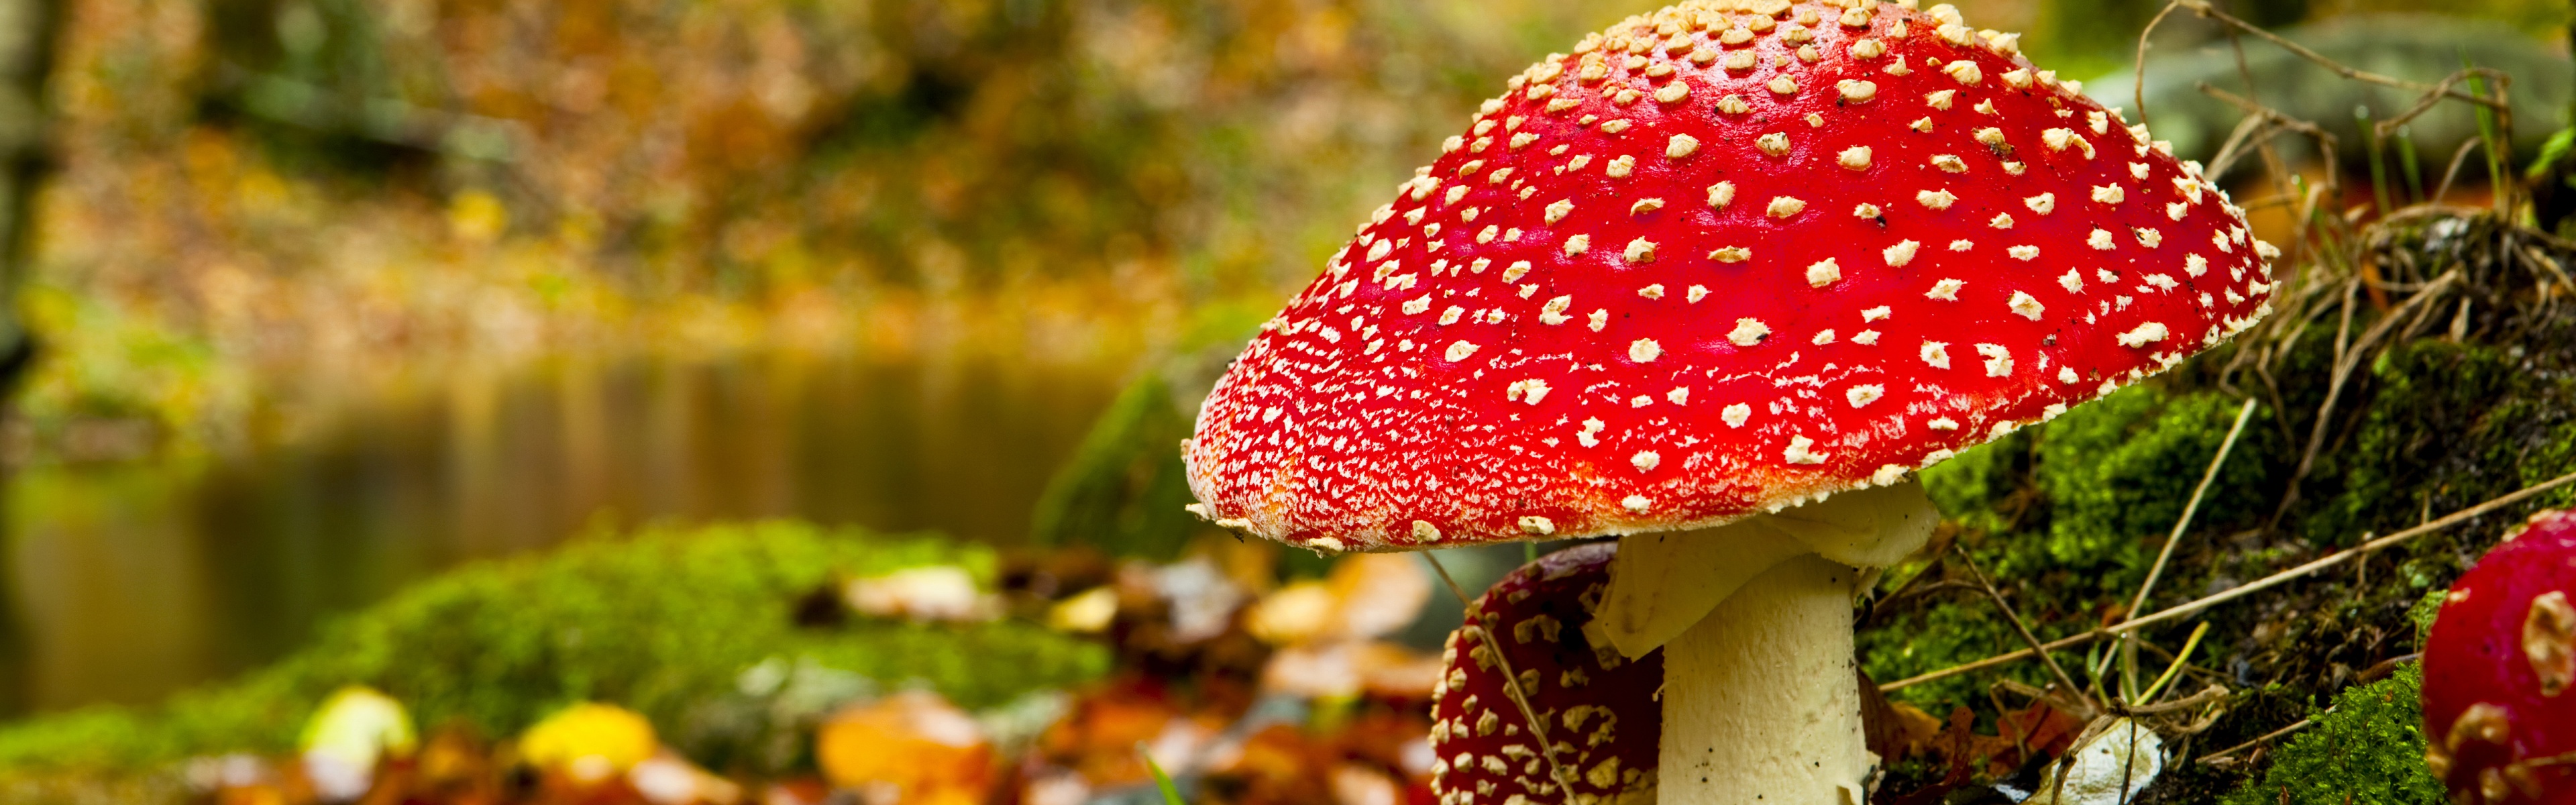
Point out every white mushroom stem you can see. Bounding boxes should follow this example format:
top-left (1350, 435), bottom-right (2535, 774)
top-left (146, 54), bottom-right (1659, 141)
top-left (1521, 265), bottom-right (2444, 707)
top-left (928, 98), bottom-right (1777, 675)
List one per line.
top-left (1664, 554), bottom-right (1871, 804)
top-left (1603, 480), bottom-right (1941, 804)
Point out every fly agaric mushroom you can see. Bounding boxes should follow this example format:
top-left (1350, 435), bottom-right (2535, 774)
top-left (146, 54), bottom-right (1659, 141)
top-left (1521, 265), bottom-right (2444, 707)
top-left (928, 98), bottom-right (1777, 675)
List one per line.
top-left (2424, 508), bottom-right (2576, 803)
top-left (1183, 0), bottom-right (2274, 800)
top-left (1432, 543), bottom-right (1660, 805)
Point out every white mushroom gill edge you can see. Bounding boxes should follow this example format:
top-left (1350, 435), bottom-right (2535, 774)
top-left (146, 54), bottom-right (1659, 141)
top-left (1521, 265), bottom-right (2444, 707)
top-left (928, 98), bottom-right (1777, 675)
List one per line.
top-left (1601, 479), bottom-right (1941, 804)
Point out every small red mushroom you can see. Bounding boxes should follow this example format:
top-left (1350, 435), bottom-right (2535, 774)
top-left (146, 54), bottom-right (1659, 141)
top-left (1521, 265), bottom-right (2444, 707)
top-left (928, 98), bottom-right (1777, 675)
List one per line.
top-left (1431, 543), bottom-right (1661, 805)
top-left (2424, 508), bottom-right (2576, 804)
top-left (1184, 0), bottom-right (2274, 798)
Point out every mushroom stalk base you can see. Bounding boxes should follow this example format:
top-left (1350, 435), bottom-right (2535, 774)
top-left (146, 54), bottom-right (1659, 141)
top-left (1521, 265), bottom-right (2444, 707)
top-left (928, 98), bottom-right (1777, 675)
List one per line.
top-left (1660, 554), bottom-right (1871, 805)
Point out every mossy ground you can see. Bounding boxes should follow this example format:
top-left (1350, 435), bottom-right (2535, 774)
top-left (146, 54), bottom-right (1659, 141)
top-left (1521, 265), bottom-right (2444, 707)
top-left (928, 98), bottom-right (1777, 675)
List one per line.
top-left (1856, 213), bottom-right (2576, 800)
top-left (0, 521), bottom-right (1110, 775)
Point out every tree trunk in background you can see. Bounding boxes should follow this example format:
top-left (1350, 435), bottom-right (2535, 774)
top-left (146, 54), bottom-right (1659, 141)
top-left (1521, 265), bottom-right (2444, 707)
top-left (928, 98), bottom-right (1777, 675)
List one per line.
top-left (0, 0), bottom-right (56, 383)
top-left (0, 0), bottom-right (62, 716)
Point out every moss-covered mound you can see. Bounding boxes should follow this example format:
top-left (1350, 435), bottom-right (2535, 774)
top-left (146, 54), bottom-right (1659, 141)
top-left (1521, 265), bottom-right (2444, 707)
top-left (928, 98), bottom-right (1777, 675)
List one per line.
top-left (1854, 208), bottom-right (2576, 800)
top-left (0, 521), bottom-right (1110, 772)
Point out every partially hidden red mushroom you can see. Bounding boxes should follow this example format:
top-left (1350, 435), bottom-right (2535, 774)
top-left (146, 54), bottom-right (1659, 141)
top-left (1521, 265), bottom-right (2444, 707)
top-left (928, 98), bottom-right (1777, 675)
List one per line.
top-left (1432, 543), bottom-right (1661, 805)
top-left (2424, 508), bottom-right (2576, 804)
top-left (1183, 0), bottom-right (2274, 800)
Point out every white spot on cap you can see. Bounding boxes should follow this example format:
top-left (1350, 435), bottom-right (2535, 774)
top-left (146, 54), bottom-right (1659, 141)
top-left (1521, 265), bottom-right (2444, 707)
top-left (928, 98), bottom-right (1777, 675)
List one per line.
top-left (1927, 279), bottom-right (1964, 301)
top-left (1918, 189), bottom-right (1957, 209)
top-left (1813, 329), bottom-right (1837, 345)
top-left (1638, 284), bottom-right (1664, 299)
top-left (1413, 521), bottom-right (1441, 541)
top-left (1853, 330), bottom-right (1881, 345)
top-left (1862, 307), bottom-right (1891, 322)
top-left (1623, 494), bottom-right (1653, 512)
top-left (1540, 295), bottom-right (1572, 325)
top-left (1668, 134), bottom-right (1701, 159)
top-left (1806, 259), bottom-right (1842, 288)
top-left (1605, 155), bottom-right (1636, 178)
top-left (1932, 154), bottom-right (1968, 173)
top-left (1837, 79), bottom-right (1878, 103)
top-left (2008, 245), bottom-right (2039, 260)
top-left (2116, 322), bottom-right (2169, 347)
top-left (1625, 239), bottom-right (1658, 263)
top-left (1564, 234), bottom-right (1590, 256)
top-left (2009, 291), bottom-right (2044, 320)
top-left (1929, 417), bottom-right (1960, 430)
top-left (1920, 341), bottom-right (1951, 368)
top-left (1838, 146), bottom-right (1872, 170)
top-left (1927, 89), bottom-right (1955, 109)
top-left (1687, 285), bottom-right (1709, 303)
top-left (2089, 229), bottom-right (2116, 250)
top-left (1847, 384), bottom-right (1885, 408)
top-left (1708, 182), bottom-right (1736, 208)
top-left (1518, 516), bottom-right (1555, 535)
top-left (1507, 378), bottom-right (1550, 405)
top-left (1990, 213), bottom-right (2015, 229)
top-left (2185, 254), bottom-right (2208, 276)
top-left (1630, 338), bottom-right (1664, 362)
top-left (1884, 240), bottom-right (1920, 267)
top-left (1667, 387), bottom-right (1689, 405)
top-left (1446, 341), bottom-right (1481, 361)
top-left (1976, 343), bottom-right (2012, 376)
top-left (2025, 193), bottom-right (2055, 214)
top-left (1546, 199), bottom-right (1574, 223)
top-left (1949, 239), bottom-right (1974, 252)
top-left (2058, 366), bottom-right (2080, 384)
top-left (1631, 198), bottom-right (1664, 215)
top-left (1405, 295), bottom-right (1432, 314)
top-left (1727, 319), bottom-right (1768, 347)
top-left (1766, 197), bottom-right (1807, 218)
top-left (1631, 451), bottom-right (1660, 472)
top-left (1784, 435), bottom-right (1829, 464)
top-left (1723, 404), bottom-right (1752, 427)
top-left (2059, 269), bottom-right (2083, 292)
top-left (1942, 60), bottom-right (1982, 85)
top-left (1757, 133), bottom-right (1792, 156)
top-left (2093, 184), bottom-right (2125, 205)
top-left (1587, 309), bottom-right (1607, 331)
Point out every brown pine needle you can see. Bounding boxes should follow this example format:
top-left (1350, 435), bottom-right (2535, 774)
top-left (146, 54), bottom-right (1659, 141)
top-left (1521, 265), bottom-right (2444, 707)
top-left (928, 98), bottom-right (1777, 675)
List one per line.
top-left (1420, 551), bottom-right (1580, 800)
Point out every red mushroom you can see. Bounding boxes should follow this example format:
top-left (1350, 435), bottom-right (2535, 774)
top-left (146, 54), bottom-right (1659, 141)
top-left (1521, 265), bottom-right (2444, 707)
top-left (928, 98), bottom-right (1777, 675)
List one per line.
top-left (1184, 0), bottom-right (2273, 799)
top-left (2424, 508), bottom-right (2576, 803)
top-left (1432, 543), bottom-right (1661, 805)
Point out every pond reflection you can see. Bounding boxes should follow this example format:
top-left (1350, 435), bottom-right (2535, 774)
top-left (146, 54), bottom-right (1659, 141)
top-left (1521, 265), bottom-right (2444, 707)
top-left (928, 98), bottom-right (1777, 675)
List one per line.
top-left (3, 350), bottom-right (1122, 714)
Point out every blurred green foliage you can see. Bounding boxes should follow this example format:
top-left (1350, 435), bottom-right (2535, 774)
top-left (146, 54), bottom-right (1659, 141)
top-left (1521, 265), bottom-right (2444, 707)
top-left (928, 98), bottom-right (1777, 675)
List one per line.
top-left (0, 521), bottom-right (1108, 771)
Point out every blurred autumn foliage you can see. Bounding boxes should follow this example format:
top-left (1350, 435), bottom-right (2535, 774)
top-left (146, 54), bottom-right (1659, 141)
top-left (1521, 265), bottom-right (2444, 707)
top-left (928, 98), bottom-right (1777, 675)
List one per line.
top-left (22, 0), bottom-right (1603, 458)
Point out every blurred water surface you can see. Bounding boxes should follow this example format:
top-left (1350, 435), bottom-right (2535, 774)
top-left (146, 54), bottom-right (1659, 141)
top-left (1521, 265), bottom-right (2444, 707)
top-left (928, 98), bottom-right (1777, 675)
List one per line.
top-left (1, 350), bottom-right (1120, 714)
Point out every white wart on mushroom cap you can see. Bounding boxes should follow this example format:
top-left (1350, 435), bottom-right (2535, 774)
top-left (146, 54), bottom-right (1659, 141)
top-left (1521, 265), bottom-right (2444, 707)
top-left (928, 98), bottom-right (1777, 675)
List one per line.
top-left (1432, 543), bottom-right (1661, 805)
top-left (1183, 0), bottom-right (2274, 551)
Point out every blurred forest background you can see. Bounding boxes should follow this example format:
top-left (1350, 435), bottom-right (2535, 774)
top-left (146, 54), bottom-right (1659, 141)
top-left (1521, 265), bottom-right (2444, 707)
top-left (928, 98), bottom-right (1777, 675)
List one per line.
top-left (0, 0), bottom-right (2571, 800)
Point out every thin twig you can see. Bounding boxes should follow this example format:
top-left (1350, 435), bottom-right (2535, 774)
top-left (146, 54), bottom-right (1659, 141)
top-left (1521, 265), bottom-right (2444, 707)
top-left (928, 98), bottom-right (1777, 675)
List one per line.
top-left (2436, 138), bottom-right (2482, 203)
top-left (2133, 0), bottom-right (2184, 131)
top-left (2196, 716), bottom-right (2317, 765)
top-left (2128, 397), bottom-right (2260, 621)
top-left (1421, 553), bottom-right (1580, 800)
top-left (2174, 0), bottom-right (2506, 108)
top-left (2119, 397), bottom-right (2255, 698)
top-left (1880, 469), bottom-right (2576, 692)
top-left (1953, 544), bottom-right (2094, 718)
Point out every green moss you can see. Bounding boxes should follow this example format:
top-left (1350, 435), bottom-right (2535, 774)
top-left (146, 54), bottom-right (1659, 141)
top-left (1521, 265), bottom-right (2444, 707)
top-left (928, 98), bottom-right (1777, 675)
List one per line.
top-left (1028, 370), bottom-right (1206, 560)
top-left (2220, 665), bottom-right (2443, 805)
top-left (0, 521), bottom-right (1109, 772)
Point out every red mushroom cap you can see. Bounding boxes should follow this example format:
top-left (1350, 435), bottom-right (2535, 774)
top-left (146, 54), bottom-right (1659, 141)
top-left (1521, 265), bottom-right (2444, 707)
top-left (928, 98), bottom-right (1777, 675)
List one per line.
top-left (1430, 543), bottom-right (1661, 805)
top-left (1183, 0), bottom-right (2275, 551)
top-left (2424, 509), bottom-right (2576, 803)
